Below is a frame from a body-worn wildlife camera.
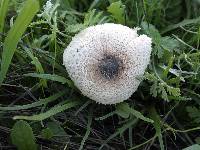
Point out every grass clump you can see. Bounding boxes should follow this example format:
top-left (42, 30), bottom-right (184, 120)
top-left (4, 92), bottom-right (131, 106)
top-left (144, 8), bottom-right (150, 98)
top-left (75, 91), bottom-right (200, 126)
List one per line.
top-left (0, 0), bottom-right (200, 149)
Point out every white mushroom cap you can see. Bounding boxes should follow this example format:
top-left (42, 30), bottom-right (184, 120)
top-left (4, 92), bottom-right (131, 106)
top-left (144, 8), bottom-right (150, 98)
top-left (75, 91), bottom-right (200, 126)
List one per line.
top-left (63, 23), bottom-right (152, 104)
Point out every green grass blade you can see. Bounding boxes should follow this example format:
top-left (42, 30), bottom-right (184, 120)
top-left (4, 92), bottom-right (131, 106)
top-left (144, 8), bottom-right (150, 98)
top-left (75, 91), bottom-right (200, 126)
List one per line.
top-left (129, 106), bottom-right (154, 123)
top-left (99, 118), bottom-right (138, 150)
top-left (128, 135), bottom-right (156, 150)
top-left (79, 109), bottom-right (93, 150)
top-left (13, 100), bottom-right (82, 121)
top-left (0, 0), bottom-right (9, 32)
top-left (24, 47), bottom-right (47, 87)
top-left (0, 0), bottom-right (39, 86)
top-left (24, 73), bottom-right (73, 86)
top-left (148, 105), bottom-right (164, 150)
top-left (0, 90), bottom-right (66, 111)
top-left (95, 111), bottom-right (116, 121)
top-left (161, 16), bottom-right (200, 34)
top-left (116, 102), bottom-right (154, 123)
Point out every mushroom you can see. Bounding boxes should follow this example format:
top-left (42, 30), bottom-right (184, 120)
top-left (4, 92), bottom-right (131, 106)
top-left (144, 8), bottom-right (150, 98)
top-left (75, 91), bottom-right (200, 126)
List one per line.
top-left (63, 23), bottom-right (152, 104)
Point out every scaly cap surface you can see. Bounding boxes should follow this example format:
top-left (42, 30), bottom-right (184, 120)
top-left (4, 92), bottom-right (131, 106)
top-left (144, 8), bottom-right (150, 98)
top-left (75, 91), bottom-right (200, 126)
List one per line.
top-left (63, 23), bottom-right (152, 104)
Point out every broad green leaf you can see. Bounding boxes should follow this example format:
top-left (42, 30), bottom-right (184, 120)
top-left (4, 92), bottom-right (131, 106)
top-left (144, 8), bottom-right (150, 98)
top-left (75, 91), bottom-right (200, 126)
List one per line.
top-left (13, 100), bottom-right (82, 121)
top-left (46, 122), bottom-right (68, 142)
top-left (141, 21), bottom-right (161, 44)
top-left (0, 0), bottom-right (9, 32)
top-left (160, 36), bottom-right (180, 53)
top-left (41, 128), bottom-right (53, 140)
top-left (141, 22), bottom-right (163, 58)
top-left (182, 144), bottom-right (200, 150)
top-left (11, 120), bottom-right (37, 150)
top-left (0, 0), bottom-right (40, 86)
top-left (47, 122), bottom-right (67, 136)
top-left (116, 102), bottom-right (130, 118)
top-left (107, 1), bottom-right (125, 24)
top-left (141, 22), bottom-right (180, 58)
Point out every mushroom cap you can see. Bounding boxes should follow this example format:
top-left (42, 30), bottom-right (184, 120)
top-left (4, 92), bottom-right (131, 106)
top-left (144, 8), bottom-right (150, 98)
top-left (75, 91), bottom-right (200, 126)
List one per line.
top-left (63, 23), bottom-right (152, 104)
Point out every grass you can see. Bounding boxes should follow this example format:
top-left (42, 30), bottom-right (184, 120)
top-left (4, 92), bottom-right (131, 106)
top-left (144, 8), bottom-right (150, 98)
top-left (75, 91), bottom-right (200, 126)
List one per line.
top-left (0, 0), bottom-right (200, 149)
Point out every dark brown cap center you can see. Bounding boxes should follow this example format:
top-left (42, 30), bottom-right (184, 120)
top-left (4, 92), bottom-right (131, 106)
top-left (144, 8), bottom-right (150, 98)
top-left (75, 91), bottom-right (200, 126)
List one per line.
top-left (99, 55), bottom-right (122, 80)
